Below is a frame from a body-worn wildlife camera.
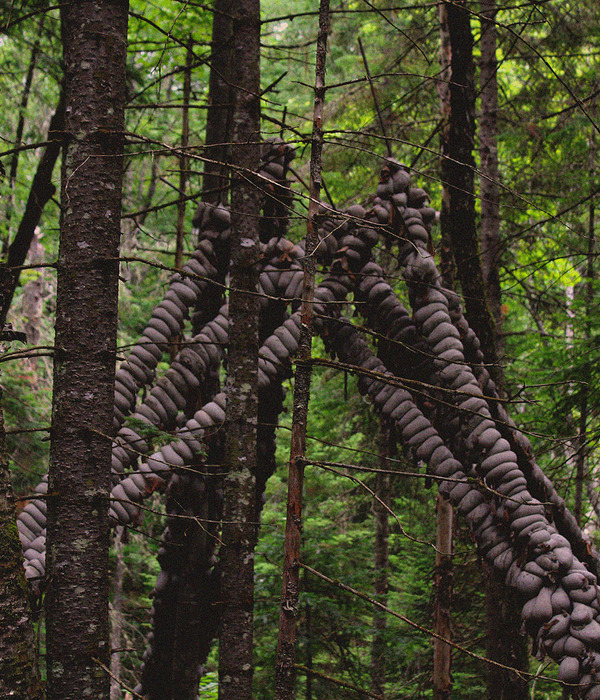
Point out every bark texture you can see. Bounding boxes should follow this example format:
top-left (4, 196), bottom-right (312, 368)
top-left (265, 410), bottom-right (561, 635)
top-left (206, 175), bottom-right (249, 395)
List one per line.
top-left (440, 0), bottom-right (500, 384)
top-left (484, 566), bottom-right (529, 698)
top-left (217, 1), bottom-right (261, 697)
top-left (0, 388), bottom-right (41, 700)
top-left (274, 3), bottom-right (330, 697)
top-left (202, 0), bottom-right (234, 204)
top-left (4, 15), bottom-right (45, 250)
top-left (479, 0), bottom-right (503, 346)
top-left (45, 3), bottom-right (128, 698)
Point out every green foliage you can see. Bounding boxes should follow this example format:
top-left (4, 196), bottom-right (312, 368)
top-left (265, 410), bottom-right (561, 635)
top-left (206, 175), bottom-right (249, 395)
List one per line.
top-left (2, 0), bottom-right (600, 695)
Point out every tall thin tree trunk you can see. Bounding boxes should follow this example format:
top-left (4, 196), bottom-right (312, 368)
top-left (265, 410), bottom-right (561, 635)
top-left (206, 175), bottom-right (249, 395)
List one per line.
top-left (438, 0), bottom-right (456, 291)
top-left (274, 3), bottom-right (330, 697)
top-left (433, 494), bottom-right (453, 700)
top-left (479, 0), bottom-right (503, 362)
top-left (0, 93), bottom-right (64, 326)
top-left (440, 0), bottom-right (500, 386)
top-left (370, 418), bottom-right (391, 699)
top-left (0, 387), bottom-right (42, 699)
top-left (305, 598), bottom-right (313, 700)
top-left (203, 0), bottom-right (234, 205)
top-left (45, 3), bottom-right (128, 699)
top-left (175, 40), bottom-right (192, 271)
top-left (477, 4), bottom-right (529, 696)
top-left (4, 14), bottom-right (45, 251)
top-left (217, 1), bottom-right (261, 697)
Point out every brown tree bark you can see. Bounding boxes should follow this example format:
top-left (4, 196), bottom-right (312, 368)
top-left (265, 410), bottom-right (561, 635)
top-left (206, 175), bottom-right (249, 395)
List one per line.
top-left (45, 2), bottom-right (128, 699)
top-left (440, 4), bottom-right (529, 696)
top-left (0, 387), bottom-right (42, 700)
top-left (202, 0), bottom-right (234, 205)
top-left (440, 0), bottom-right (500, 385)
top-left (437, 0), bottom-right (456, 291)
top-left (0, 93), bottom-right (64, 326)
top-left (21, 230), bottom-right (45, 382)
top-left (573, 134), bottom-right (595, 526)
top-left (479, 0), bottom-right (503, 355)
top-left (274, 3), bottom-right (330, 698)
top-left (217, 1), bottom-right (261, 697)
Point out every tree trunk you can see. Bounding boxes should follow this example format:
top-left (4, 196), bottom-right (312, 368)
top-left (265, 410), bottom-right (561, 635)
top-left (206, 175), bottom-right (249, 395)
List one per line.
top-left (435, 13), bottom-right (457, 697)
top-left (440, 0), bottom-right (500, 385)
top-left (484, 566), bottom-right (529, 699)
top-left (171, 444), bottom-right (224, 699)
top-left (0, 387), bottom-right (42, 699)
top-left (175, 40), bottom-right (192, 271)
top-left (479, 0), bottom-right (503, 357)
top-left (433, 494), bottom-right (453, 700)
top-left (370, 418), bottom-right (391, 699)
top-left (274, 3), bottom-right (330, 698)
top-left (45, 3), bottom-right (128, 699)
top-left (440, 4), bottom-right (529, 696)
top-left (4, 14), bottom-right (45, 252)
top-left (0, 93), bottom-right (64, 326)
top-left (217, 1), bottom-right (261, 697)
top-left (438, 0), bottom-right (456, 291)
top-left (202, 0), bottom-right (234, 205)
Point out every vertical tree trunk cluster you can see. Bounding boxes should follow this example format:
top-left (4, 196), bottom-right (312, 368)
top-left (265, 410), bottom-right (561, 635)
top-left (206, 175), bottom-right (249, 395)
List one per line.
top-left (218, 1), bottom-right (261, 698)
top-left (479, 0), bottom-right (503, 348)
top-left (45, 2), bottom-right (128, 698)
